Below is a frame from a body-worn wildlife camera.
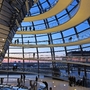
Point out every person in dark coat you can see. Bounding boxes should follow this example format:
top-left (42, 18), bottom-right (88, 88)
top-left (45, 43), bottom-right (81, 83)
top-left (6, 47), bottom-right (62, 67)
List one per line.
top-left (68, 76), bottom-right (72, 86)
top-left (43, 81), bottom-right (48, 90)
top-left (35, 76), bottom-right (38, 82)
top-left (83, 76), bottom-right (86, 87)
top-left (23, 74), bottom-right (26, 83)
top-left (73, 76), bottom-right (76, 86)
top-left (49, 87), bottom-right (52, 90)
top-left (20, 74), bottom-right (23, 82)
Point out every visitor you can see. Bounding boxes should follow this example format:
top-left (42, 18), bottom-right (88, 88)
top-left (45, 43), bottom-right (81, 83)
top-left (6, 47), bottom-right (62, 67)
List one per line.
top-left (23, 74), bottom-right (26, 83)
top-left (43, 81), bottom-right (48, 90)
top-left (83, 76), bottom-right (86, 87)
top-left (49, 87), bottom-right (52, 90)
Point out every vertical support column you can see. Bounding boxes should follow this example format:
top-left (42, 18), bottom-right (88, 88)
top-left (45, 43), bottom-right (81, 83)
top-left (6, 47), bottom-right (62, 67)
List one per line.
top-left (50, 33), bottom-right (55, 60)
top-left (7, 49), bottom-right (9, 70)
top-left (21, 35), bottom-right (25, 72)
top-left (37, 48), bottom-right (39, 78)
top-left (74, 27), bottom-right (83, 55)
top-left (61, 32), bottom-right (67, 56)
top-left (35, 36), bottom-right (39, 77)
top-left (32, 22), bottom-right (39, 77)
top-left (7, 48), bottom-right (9, 84)
top-left (48, 34), bottom-right (54, 59)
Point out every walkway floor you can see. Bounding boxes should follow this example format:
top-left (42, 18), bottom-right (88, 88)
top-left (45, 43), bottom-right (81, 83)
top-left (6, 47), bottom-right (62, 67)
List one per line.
top-left (0, 75), bottom-right (90, 90)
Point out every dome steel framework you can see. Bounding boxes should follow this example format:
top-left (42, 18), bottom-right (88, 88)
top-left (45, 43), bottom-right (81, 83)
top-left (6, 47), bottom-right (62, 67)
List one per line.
top-left (5, 0), bottom-right (90, 60)
top-left (1, 0), bottom-right (90, 81)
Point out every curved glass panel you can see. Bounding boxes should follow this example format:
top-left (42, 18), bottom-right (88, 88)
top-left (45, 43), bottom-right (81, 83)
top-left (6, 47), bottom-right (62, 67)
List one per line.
top-left (3, 0), bottom-right (90, 81)
top-left (27, 0), bottom-right (58, 16)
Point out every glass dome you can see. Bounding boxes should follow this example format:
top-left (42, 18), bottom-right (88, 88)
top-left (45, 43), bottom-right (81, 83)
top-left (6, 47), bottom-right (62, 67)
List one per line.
top-left (4, 0), bottom-right (90, 62)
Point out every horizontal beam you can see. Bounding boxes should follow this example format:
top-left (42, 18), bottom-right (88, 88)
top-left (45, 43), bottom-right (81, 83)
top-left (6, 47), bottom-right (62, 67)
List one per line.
top-left (10, 38), bottom-right (90, 48)
top-left (23, 0), bottom-right (72, 21)
top-left (5, 57), bottom-right (90, 66)
top-left (16, 0), bottom-right (90, 34)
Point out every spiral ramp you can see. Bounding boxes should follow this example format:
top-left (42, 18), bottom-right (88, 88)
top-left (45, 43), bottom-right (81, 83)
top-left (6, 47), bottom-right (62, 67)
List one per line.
top-left (12, 0), bottom-right (90, 48)
top-left (1, 0), bottom-right (90, 62)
